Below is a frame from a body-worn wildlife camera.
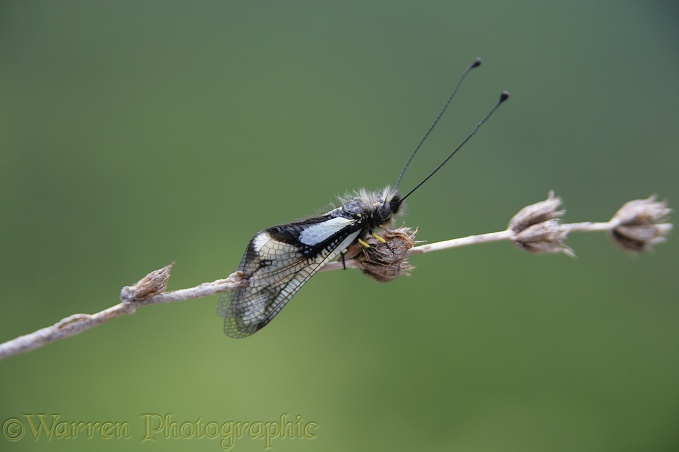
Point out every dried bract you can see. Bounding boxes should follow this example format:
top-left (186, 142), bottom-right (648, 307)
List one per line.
top-left (344, 227), bottom-right (418, 282)
top-left (508, 191), bottom-right (565, 233)
top-left (120, 262), bottom-right (175, 302)
top-left (513, 219), bottom-right (573, 256)
top-left (610, 195), bottom-right (672, 252)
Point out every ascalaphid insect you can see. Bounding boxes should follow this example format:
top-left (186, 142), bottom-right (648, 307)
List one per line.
top-left (218, 57), bottom-right (509, 338)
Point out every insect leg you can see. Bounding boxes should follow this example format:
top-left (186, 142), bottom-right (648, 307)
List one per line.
top-left (357, 238), bottom-right (371, 248)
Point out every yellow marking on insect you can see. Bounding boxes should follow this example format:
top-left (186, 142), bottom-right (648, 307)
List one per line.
top-left (371, 232), bottom-right (387, 243)
top-left (358, 238), bottom-right (371, 248)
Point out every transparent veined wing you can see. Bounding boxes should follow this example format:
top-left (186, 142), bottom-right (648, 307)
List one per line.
top-left (218, 217), bottom-right (361, 338)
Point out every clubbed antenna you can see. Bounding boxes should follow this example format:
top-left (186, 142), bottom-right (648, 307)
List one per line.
top-left (400, 91), bottom-right (509, 203)
top-left (395, 57), bottom-right (482, 189)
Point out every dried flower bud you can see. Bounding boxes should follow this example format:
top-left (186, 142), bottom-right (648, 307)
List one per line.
top-left (610, 195), bottom-right (672, 252)
top-left (344, 228), bottom-right (418, 282)
top-left (509, 192), bottom-right (573, 256)
top-left (120, 262), bottom-right (174, 302)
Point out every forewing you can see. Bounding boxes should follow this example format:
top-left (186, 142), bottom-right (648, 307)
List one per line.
top-left (218, 220), bottom-right (360, 338)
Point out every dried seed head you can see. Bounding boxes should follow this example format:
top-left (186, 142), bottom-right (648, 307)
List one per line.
top-left (509, 191), bottom-right (565, 233)
top-left (513, 219), bottom-right (574, 256)
top-left (610, 195), bottom-right (672, 252)
top-left (509, 192), bottom-right (573, 256)
top-left (120, 262), bottom-right (174, 302)
top-left (344, 227), bottom-right (418, 282)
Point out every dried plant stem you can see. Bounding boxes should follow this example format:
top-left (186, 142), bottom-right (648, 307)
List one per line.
top-left (0, 274), bottom-right (244, 361)
top-left (409, 230), bottom-right (515, 255)
top-left (0, 196), bottom-right (669, 361)
top-left (565, 221), bottom-right (618, 233)
top-left (407, 220), bottom-right (619, 255)
top-left (0, 308), bottom-right (131, 361)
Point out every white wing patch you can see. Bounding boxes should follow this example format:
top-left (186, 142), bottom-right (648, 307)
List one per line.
top-left (298, 217), bottom-right (355, 246)
top-left (251, 233), bottom-right (270, 253)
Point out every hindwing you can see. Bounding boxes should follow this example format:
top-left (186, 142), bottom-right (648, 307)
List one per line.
top-left (218, 215), bottom-right (361, 337)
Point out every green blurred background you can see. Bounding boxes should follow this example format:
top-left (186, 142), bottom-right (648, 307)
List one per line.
top-left (1, 2), bottom-right (678, 451)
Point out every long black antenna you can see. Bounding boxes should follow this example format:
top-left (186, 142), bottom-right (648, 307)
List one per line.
top-left (394, 57), bottom-right (482, 189)
top-left (400, 91), bottom-right (510, 203)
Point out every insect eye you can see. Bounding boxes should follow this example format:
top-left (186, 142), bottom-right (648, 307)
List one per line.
top-left (389, 195), bottom-right (402, 213)
top-left (376, 202), bottom-right (393, 222)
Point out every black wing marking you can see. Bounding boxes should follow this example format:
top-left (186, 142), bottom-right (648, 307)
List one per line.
top-left (217, 217), bottom-right (361, 338)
